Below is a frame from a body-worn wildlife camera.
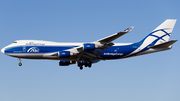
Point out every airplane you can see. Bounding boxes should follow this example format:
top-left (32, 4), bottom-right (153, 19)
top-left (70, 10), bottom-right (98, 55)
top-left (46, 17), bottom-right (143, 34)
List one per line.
top-left (1, 19), bottom-right (177, 70)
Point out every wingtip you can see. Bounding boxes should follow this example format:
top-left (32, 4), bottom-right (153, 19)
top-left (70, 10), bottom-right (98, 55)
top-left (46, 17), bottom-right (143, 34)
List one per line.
top-left (124, 26), bottom-right (134, 32)
top-left (130, 26), bottom-right (134, 30)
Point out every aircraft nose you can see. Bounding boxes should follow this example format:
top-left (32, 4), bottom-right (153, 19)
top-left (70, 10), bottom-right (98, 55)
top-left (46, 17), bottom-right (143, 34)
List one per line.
top-left (1, 47), bottom-right (5, 54)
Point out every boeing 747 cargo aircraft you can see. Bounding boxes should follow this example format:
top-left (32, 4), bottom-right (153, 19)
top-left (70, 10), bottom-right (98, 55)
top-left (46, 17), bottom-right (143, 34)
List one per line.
top-left (1, 19), bottom-right (177, 70)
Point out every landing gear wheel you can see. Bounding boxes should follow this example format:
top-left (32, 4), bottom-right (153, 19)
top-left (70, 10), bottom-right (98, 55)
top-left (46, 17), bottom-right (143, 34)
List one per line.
top-left (78, 63), bottom-right (81, 67)
top-left (18, 58), bottom-right (22, 66)
top-left (88, 62), bottom-right (92, 68)
top-left (80, 66), bottom-right (83, 70)
top-left (85, 63), bottom-right (88, 67)
top-left (78, 62), bottom-right (83, 70)
top-left (18, 62), bottom-right (22, 66)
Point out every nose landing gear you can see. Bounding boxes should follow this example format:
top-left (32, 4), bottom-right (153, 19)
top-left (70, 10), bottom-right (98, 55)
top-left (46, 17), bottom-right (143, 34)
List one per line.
top-left (18, 58), bottom-right (22, 66)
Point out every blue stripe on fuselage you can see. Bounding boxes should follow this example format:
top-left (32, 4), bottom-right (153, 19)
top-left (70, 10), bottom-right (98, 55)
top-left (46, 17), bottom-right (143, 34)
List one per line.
top-left (97, 42), bottom-right (141, 59)
top-left (5, 46), bottom-right (78, 53)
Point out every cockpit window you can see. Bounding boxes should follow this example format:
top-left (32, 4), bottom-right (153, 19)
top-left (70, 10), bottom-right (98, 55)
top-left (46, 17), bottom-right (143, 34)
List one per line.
top-left (13, 41), bottom-right (17, 43)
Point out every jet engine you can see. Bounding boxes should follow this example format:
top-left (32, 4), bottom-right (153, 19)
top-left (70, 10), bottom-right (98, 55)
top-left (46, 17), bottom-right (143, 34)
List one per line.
top-left (58, 51), bottom-right (70, 58)
top-left (59, 60), bottom-right (76, 66)
top-left (83, 43), bottom-right (95, 51)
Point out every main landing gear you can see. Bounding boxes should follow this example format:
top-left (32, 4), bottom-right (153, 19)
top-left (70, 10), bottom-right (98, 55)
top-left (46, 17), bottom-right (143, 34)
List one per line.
top-left (78, 61), bottom-right (92, 70)
top-left (18, 58), bottom-right (22, 66)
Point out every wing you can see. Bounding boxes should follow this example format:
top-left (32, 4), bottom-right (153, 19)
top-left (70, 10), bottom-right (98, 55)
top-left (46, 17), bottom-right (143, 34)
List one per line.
top-left (97, 26), bottom-right (134, 43)
top-left (73, 26), bottom-right (134, 51)
top-left (44, 26), bottom-right (134, 61)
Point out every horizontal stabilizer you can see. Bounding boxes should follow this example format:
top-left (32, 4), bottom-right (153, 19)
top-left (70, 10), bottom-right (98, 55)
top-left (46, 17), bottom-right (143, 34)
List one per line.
top-left (148, 40), bottom-right (178, 49)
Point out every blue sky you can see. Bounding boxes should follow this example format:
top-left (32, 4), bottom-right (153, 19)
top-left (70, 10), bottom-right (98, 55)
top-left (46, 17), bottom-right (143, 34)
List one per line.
top-left (0, 0), bottom-right (180, 101)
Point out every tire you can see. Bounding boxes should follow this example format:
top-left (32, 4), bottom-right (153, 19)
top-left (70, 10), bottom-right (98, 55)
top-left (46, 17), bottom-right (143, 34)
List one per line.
top-left (80, 66), bottom-right (83, 70)
top-left (18, 62), bottom-right (22, 66)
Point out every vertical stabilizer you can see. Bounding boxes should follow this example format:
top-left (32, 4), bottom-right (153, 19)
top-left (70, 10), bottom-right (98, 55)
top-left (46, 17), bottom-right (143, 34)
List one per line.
top-left (151, 19), bottom-right (177, 42)
top-left (126, 19), bottom-right (177, 57)
top-left (141, 19), bottom-right (177, 46)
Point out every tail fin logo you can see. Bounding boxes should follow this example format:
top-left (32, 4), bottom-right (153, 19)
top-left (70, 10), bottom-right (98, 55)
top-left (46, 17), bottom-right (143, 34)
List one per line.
top-left (139, 28), bottom-right (171, 50)
top-left (150, 28), bottom-right (171, 42)
top-left (27, 47), bottom-right (39, 53)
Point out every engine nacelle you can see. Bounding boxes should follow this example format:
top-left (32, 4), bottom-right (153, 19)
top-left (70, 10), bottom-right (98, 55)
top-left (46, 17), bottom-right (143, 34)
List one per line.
top-left (59, 51), bottom-right (70, 58)
top-left (83, 43), bottom-right (95, 51)
top-left (59, 60), bottom-right (76, 66)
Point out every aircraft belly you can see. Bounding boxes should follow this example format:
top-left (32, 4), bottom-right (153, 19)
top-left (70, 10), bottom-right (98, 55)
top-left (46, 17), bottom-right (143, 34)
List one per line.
top-left (7, 53), bottom-right (45, 59)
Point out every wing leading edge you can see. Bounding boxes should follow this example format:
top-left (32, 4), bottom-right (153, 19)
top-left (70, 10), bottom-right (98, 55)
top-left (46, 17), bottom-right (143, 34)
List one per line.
top-left (96, 26), bottom-right (134, 43)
